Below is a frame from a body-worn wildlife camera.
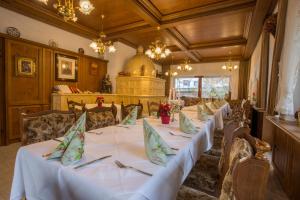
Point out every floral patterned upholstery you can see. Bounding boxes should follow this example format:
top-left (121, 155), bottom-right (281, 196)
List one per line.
top-left (86, 110), bottom-right (116, 131)
top-left (121, 103), bottom-right (143, 120)
top-left (204, 129), bottom-right (223, 157)
top-left (22, 112), bottom-right (76, 145)
top-left (177, 186), bottom-right (217, 200)
top-left (183, 154), bottom-right (220, 195)
top-left (219, 137), bottom-right (253, 200)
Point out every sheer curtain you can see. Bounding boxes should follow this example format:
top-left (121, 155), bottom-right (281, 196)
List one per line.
top-left (248, 35), bottom-right (262, 103)
top-left (276, 0), bottom-right (300, 115)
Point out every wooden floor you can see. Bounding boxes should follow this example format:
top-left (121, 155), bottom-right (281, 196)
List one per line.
top-left (0, 144), bottom-right (289, 200)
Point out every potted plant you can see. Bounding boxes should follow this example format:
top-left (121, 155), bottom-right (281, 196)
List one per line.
top-left (159, 103), bottom-right (171, 124)
top-left (96, 96), bottom-right (104, 108)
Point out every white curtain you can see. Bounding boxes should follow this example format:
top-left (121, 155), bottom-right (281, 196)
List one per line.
top-left (276, 0), bottom-right (300, 115)
top-left (248, 35), bottom-right (262, 103)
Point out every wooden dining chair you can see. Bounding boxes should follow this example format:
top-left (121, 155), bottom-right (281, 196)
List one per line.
top-left (178, 132), bottom-right (270, 200)
top-left (85, 106), bottom-right (116, 131)
top-left (121, 100), bottom-right (143, 120)
top-left (20, 110), bottom-right (76, 145)
top-left (147, 101), bottom-right (160, 117)
top-left (67, 99), bottom-right (85, 112)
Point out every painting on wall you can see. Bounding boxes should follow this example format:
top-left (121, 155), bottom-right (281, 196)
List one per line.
top-left (55, 53), bottom-right (78, 82)
top-left (15, 56), bottom-right (36, 77)
top-left (90, 62), bottom-right (98, 76)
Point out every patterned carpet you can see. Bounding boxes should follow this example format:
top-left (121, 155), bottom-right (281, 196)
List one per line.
top-left (0, 143), bottom-right (289, 200)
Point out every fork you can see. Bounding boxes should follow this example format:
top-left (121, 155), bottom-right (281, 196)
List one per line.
top-left (116, 125), bottom-right (130, 129)
top-left (168, 131), bottom-right (192, 138)
top-left (114, 160), bottom-right (152, 176)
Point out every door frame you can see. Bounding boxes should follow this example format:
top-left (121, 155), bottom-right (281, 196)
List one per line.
top-left (0, 37), bottom-right (6, 145)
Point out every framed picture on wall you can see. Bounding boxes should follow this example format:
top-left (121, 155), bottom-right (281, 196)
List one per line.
top-left (55, 53), bottom-right (78, 82)
top-left (15, 56), bottom-right (36, 77)
top-left (90, 62), bottom-right (98, 76)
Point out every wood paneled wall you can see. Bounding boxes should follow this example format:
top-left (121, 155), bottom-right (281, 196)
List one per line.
top-left (1, 36), bottom-right (107, 144)
top-left (0, 38), bottom-right (5, 145)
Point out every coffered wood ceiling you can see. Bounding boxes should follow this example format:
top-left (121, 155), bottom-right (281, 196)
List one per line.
top-left (0, 0), bottom-right (276, 65)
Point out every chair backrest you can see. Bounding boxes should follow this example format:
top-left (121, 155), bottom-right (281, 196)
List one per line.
top-left (86, 106), bottom-right (116, 131)
top-left (67, 98), bottom-right (85, 112)
top-left (180, 96), bottom-right (201, 106)
top-left (219, 133), bottom-right (270, 200)
top-left (147, 101), bottom-right (160, 117)
top-left (20, 110), bottom-right (76, 145)
top-left (121, 100), bottom-right (143, 120)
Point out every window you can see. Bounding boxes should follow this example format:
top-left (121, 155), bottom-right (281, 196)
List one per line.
top-left (174, 77), bottom-right (198, 97)
top-left (201, 77), bottom-right (230, 98)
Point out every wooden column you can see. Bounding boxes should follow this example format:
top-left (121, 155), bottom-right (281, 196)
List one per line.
top-left (257, 30), bottom-right (270, 108)
top-left (267, 0), bottom-right (288, 114)
top-left (197, 76), bottom-right (203, 98)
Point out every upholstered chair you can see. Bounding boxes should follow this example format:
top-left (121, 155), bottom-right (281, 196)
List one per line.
top-left (86, 106), bottom-right (116, 131)
top-left (180, 96), bottom-right (202, 106)
top-left (183, 125), bottom-right (251, 196)
top-left (20, 110), bottom-right (76, 145)
top-left (204, 120), bottom-right (240, 157)
top-left (121, 100), bottom-right (143, 120)
top-left (147, 101), bottom-right (160, 117)
top-left (178, 133), bottom-right (270, 200)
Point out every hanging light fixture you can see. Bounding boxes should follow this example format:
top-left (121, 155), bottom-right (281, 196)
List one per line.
top-left (38, 0), bottom-right (94, 22)
top-left (177, 59), bottom-right (192, 72)
top-left (221, 51), bottom-right (238, 72)
top-left (90, 14), bottom-right (116, 55)
top-left (145, 27), bottom-right (171, 60)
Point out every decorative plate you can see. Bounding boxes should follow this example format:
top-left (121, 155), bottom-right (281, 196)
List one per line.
top-left (6, 27), bottom-right (21, 38)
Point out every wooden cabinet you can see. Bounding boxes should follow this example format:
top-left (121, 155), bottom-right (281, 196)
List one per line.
top-left (7, 105), bottom-right (43, 142)
top-left (1, 35), bottom-right (107, 144)
top-left (267, 116), bottom-right (300, 200)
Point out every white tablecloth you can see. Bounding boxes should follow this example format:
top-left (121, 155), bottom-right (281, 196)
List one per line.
top-left (10, 111), bottom-right (220, 200)
top-left (85, 104), bottom-right (122, 122)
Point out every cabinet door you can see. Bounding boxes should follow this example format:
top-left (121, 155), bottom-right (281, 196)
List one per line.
top-left (290, 140), bottom-right (300, 200)
top-left (7, 105), bottom-right (42, 143)
top-left (272, 128), bottom-right (288, 179)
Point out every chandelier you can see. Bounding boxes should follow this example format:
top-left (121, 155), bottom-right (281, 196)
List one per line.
top-left (177, 59), bottom-right (192, 71)
top-left (222, 51), bottom-right (238, 72)
top-left (145, 40), bottom-right (171, 60)
top-left (37, 0), bottom-right (95, 22)
top-left (164, 70), bottom-right (178, 77)
top-left (90, 15), bottom-right (116, 55)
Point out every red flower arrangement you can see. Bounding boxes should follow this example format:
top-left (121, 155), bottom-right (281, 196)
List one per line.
top-left (159, 103), bottom-right (171, 124)
top-left (96, 96), bottom-right (104, 108)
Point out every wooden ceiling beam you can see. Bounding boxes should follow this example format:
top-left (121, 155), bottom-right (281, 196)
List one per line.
top-left (163, 28), bottom-right (200, 62)
top-left (164, 55), bottom-right (244, 65)
top-left (243, 0), bottom-right (275, 58)
top-left (189, 37), bottom-right (247, 50)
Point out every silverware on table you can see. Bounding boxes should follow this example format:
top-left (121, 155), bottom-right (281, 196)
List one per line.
top-left (74, 155), bottom-right (112, 169)
top-left (168, 131), bottom-right (192, 138)
top-left (87, 131), bottom-right (103, 135)
top-left (171, 147), bottom-right (179, 151)
top-left (53, 138), bottom-right (63, 143)
top-left (114, 160), bottom-right (152, 176)
top-left (116, 125), bottom-right (130, 129)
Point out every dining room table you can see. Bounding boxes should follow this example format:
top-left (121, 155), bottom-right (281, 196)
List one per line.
top-left (10, 105), bottom-right (229, 200)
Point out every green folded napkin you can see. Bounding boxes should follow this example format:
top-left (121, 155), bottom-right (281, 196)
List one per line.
top-left (179, 111), bottom-right (198, 134)
top-left (143, 119), bottom-right (175, 166)
top-left (203, 104), bottom-right (214, 115)
top-left (121, 106), bottom-right (138, 125)
top-left (197, 105), bottom-right (209, 121)
top-left (205, 102), bottom-right (217, 110)
top-left (47, 112), bottom-right (86, 166)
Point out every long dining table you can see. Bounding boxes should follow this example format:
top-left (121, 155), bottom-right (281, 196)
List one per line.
top-left (10, 104), bottom-right (229, 200)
